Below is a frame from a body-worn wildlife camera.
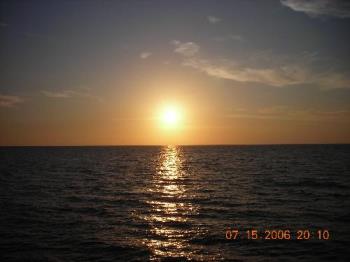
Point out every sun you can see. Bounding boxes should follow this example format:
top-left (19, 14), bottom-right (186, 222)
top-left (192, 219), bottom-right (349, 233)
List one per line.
top-left (161, 106), bottom-right (181, 127)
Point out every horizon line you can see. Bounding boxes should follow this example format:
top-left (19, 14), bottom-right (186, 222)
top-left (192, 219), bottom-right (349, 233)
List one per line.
top-left (0, 143), bottom-right (349, 147)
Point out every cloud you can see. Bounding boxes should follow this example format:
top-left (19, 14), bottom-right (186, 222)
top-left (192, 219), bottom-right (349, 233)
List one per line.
top-left (315, 73), bottom-right (350, 89)
top-left (227, 34), bottom-right (244, 41)
top-left (42, 88), bottom-right (103, 102)
top-left (182, 58), bottom-right (313, 87)
top-left (214, 34), bottom-right (245, 42)
top-left (171, 41), bottom-right (350, 89)
top-left (140, 52), bottom-right (152, 59)
top-left (0, 94), bottom-right (23, 107)
top-left (0, 22), bottom-right (8, 27)
top-left (172, 40), bottom-right (200, 57)
top-left (42, 90), bottom-right (73, 98)
top-left (228, 106), bottom-right (350, 122)
top-left (207, 15), bottom-right (222, 24)
top-left (281, 0), bottom-right (350, 18)
top-left (184, 57), bottom-right (350, 88)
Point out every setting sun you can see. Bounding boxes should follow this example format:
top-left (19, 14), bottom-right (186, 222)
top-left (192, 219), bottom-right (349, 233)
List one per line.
top-left (161, 106), bottom-right (181, 127)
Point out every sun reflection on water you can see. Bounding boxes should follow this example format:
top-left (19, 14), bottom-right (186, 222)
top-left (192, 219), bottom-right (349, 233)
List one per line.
top-left (142, 145), bottom-right (200, 260)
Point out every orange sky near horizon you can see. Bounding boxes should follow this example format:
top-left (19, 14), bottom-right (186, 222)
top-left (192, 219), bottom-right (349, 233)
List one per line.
top-left (1, 75), bottom-right (349, 146)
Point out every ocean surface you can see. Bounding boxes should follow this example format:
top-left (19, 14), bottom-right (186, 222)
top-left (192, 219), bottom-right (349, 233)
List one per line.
top-left (0, 145), bottom-right (349, 261)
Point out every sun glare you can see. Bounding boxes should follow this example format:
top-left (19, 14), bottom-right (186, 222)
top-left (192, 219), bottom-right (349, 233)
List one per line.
top-left (162, 106), bottom-right (181, 127)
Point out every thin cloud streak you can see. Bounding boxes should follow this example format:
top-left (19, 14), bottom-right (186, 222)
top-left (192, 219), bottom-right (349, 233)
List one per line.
top-left (281, 0), bottom-right (350, 18)
top-left (140, 52), bottom-right (152, 59)
top-left (172, 41), bottom-right (350, 89)
top-left (172, 40), bottom-right (200, 57)
top-left (42, 90), bottom-right (72, 98)
top-left (0, 94), bottom-right (23, 107)
top-left (42, 88), bottom-right (103, 102)
top-left (183, 58), bottom-right (309, 87)
top-left (214, 34), bottom-right (245, 42)
top-left (183, 57), bottom-right (350, 88)
top-left (207, 15), bottom-right (221, 24)
top-left (228, 106), bottom-right (350, 122)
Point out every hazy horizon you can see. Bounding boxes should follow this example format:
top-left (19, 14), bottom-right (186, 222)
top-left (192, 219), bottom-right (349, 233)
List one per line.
top-left (1, 143), bottom-right (349, 147)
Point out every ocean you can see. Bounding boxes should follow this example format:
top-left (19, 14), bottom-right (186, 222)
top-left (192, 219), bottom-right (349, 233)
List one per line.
top-left (0, 145), bottom-right (349, 261)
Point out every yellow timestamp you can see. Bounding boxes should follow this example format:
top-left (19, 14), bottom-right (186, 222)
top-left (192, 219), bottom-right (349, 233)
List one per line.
top-left (225, 229), bottom-right (330, 240)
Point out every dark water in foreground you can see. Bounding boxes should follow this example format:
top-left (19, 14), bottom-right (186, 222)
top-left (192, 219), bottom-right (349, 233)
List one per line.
top-left (0, 145), bottom-right (349, 261)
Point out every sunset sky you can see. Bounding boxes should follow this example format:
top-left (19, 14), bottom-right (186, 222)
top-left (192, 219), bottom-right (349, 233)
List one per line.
top-left (1, 0), bottom-right (350, 145)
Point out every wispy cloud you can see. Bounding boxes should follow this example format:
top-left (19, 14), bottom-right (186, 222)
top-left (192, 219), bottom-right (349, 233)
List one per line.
top-left (227, 34), bottom-right (244, 41)
top-left (207, 15), bottom-right (222, 24)
top-left (0, 94), bottom-right (23, 107)
top-left (184, 58), bottom-right (350, 88)
top-left (171, 40), bottom-right (200, 57)
top-left (281, 0), bottom-right (350, 18)
top-left (42, 90), bottom-right (72, 98)
top-left (42, 88), bottom-right (103, 102)
top-left (140, 52), bottom-right (152, 59)
top-left (183, 58), bottom-right (310, 86)
top-left (214, 34), bottom-right (245, 42)
top-left (0, 22), bottom-right (8, 27)
top-left (171, 41), bottom-right (350, 89)
top-left (228, 106), bottom-right (350, 122)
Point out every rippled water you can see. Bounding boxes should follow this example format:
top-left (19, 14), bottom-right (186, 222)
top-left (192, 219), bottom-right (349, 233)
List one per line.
top-left (0, 145), bottom-right (349, 261)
